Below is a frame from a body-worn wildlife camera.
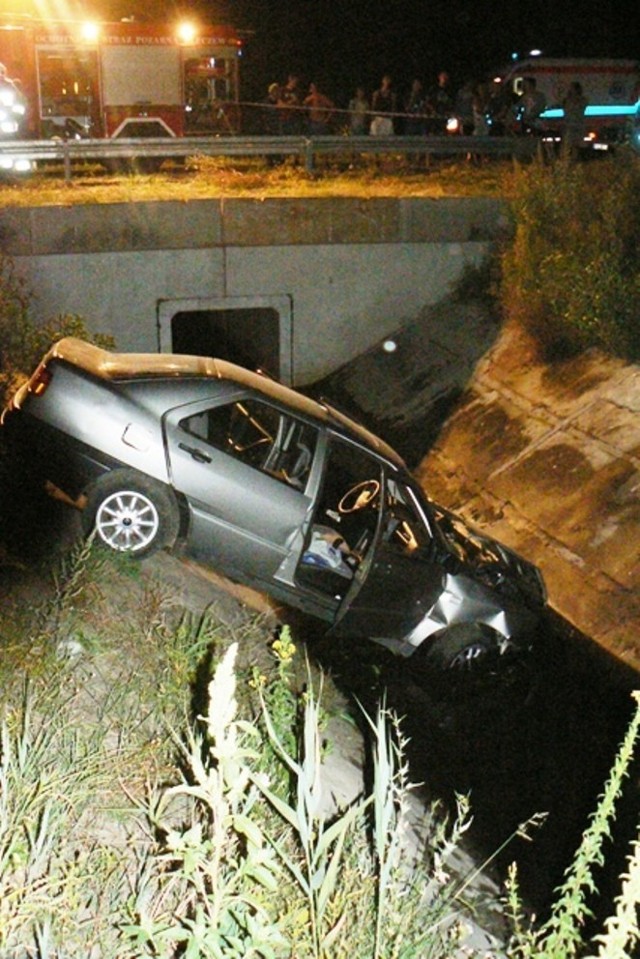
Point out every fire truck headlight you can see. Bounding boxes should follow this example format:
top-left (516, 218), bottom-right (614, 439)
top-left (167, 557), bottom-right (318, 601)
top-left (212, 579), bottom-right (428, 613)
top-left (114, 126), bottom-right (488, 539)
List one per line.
top-left (177, 21), bottom-right (197, 44)
top-left (80, 21), bottom-right (100, 43)
top-left (0, 120), bottom-right (19, 134)
top-left (446, 116), bottom-right (460, 134)
top-left (13, 103), bottom-right (26, 117)
top-left (0, 89), bottom-right (17, 108)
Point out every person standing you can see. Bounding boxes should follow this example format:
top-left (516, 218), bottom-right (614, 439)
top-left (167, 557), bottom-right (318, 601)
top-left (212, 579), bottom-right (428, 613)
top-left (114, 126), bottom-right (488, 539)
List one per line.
top-left (426, 70), bottom-right (454, 133)
top-left (454, 79), bottom-right (476, 136)
top-left (303, 82), bottom-right (335, 135)
top-left (562, 81), bottom-right (588, 158)
top-left (370, 74), bottom-right (396, 135)
top-left (404, 78), bottom-right (427, 135)
top-left (486, 78), bottom-right (513, 135)
top-left (516, 76), bottom-right (547, 134)
top-left (472, 82), bottom-right (491, 136)
top-left (262, 82), bottom-right (283, 136)
top-left (348, 86), bottom-right (370, 135)
top-left (281, 73), bottom-right (304, 134)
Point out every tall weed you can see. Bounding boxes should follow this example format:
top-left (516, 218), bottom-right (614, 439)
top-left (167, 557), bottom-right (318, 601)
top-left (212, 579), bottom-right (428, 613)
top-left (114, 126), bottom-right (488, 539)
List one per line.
top-left (505, 691), bottom-right (640, 959)
top-left (0, 677), bottom-right (130, 957)
top-left (2, 540), bottom-right (639, 958)
top-left (501, 155), bottom-right (640, 360)
top-left (0, 252), bottom-right (114, 407)
top-left (124, 641), bottom-right (496, 958)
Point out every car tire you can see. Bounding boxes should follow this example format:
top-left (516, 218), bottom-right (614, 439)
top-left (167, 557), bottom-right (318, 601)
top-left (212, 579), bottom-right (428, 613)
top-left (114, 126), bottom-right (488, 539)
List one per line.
top-left (82, 470), bottom-right (179, 557)
top-left (424, 623), bottom-right (502, 672)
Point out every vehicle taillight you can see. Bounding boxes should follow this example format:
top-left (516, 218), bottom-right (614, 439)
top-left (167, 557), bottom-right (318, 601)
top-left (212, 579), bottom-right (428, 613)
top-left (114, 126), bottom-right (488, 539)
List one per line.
top-left (28, 365), bottom-right (52, 396)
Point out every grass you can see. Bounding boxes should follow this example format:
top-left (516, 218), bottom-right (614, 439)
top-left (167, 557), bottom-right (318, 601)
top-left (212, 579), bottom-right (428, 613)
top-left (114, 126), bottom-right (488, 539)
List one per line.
top-left (0, 154), bottom-right (520, 207)
top-left (1, 531), bottom-right (639, 958)
top-left (0, 533), bottom-right (518, 958)
top-left (0, 537), bottom-right (278, 956)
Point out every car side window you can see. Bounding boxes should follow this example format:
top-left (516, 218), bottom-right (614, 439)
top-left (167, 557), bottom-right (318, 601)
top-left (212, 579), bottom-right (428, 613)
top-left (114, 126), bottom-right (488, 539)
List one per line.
top-left (180, 398), bottom-right (318, 490)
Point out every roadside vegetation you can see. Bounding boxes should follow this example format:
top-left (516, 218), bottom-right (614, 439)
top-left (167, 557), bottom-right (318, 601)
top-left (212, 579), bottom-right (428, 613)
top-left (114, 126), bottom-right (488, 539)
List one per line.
top-left (0, 538), bottom-right (509, 957)
top-left (1, 153), bottom-right (639, 956)
top-left (500, 152), bottom-right (640, 362)
top-left (0, 254), bottom-right (114, 409)
top-left (0, 155), bottom-right (512, 207)
top-left (1, 535), bottom-right (638, 958)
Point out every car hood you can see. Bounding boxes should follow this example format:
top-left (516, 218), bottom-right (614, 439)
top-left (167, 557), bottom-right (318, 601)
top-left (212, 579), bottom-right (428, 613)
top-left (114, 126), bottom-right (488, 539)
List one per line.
top-left (432, 505), bottom-right (547, 607)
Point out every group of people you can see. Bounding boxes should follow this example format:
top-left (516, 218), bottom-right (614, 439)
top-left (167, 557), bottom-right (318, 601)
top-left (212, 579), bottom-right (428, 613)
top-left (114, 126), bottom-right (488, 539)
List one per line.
top-left (261, 70), bottom-right (590, 151)
top-left (263, 74), bottom-right (336, 136)
top-left (362, 71), bottom-right (460, 137)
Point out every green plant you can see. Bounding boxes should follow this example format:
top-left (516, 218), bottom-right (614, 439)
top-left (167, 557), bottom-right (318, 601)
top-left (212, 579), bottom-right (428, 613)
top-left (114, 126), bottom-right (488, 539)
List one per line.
top-left (248, 626), bottom-right (334, 785)
top-left (0, 251), bottom-right (115, 407)
top-left (4, 533), bottom-right (638, 959)
top-left (587, 830), bottom-right (640, 959)
top-left (252, 670), bottom-right (371, 957)
top-left (0, 676), bottom-right (130, 956)
top-left (505, 690), bottom-right (640, 959)
top-left (501, 155), bottom-right (640, 360)
top-left (124, 638), bottom-right (509, 959)
top-left (122, 642), bottom-right (288, 958)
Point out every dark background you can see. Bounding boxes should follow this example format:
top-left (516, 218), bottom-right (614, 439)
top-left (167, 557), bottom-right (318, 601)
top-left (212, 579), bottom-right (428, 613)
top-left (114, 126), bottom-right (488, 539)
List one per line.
top-left (226, 0), bottom-right (638, 106)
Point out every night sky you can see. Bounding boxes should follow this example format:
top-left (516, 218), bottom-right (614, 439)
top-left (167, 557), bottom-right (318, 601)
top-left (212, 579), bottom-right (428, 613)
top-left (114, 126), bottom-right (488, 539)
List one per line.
top-left (220, 0), bottom-right (637, 105)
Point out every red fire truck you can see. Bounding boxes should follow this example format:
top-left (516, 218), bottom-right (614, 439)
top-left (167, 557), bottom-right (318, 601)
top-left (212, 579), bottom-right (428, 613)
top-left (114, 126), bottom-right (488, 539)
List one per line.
top-left (0, 14), bottom-right (243, 142)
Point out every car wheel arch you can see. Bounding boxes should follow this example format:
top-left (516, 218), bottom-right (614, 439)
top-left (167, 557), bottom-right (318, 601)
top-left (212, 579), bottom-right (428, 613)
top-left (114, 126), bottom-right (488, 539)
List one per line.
top-left (420, 621), bottom-right (505, 671)
top-left (81, 467), bottom-right (181, 557)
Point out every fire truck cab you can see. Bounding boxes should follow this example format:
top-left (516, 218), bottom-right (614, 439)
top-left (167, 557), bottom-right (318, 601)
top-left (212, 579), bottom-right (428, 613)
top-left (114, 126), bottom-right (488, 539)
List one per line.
top-left (498, 57), bottom-right (640, 147)
top-left (0, 14), bottom-right (243, 141)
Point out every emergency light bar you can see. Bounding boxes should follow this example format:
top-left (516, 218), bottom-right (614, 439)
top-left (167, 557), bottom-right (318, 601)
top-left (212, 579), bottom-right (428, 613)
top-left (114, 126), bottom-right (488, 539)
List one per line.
top-left (542, 103), bottom-right (640, 119)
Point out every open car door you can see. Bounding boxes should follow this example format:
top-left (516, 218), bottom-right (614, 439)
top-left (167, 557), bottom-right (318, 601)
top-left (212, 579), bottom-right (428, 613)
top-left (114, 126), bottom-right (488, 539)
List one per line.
top-left (329, 476), bottom-right (446, 652)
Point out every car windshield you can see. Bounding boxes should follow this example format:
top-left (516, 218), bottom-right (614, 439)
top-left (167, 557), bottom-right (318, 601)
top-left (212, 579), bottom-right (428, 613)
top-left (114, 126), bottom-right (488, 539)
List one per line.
top-left (429, 501), bottom-right (501, 567)
top-left (380, 478), bottom-right (434, 556)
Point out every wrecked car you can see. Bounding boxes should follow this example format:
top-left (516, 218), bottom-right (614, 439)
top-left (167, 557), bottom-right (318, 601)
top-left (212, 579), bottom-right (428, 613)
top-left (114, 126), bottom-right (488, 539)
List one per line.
top-left (1, 337), bottom-right (547, 671)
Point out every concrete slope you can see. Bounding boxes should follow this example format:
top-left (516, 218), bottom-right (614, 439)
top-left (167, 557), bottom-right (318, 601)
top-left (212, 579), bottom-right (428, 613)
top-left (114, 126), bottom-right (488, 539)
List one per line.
top-left (315, 302), bottom-right (640, 675)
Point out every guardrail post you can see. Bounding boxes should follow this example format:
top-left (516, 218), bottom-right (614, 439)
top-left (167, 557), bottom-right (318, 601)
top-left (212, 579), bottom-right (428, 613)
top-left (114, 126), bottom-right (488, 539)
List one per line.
top-left (304, 138), bottom-right (314, 174)
top-left (63, 141), bottom-right (72, 184)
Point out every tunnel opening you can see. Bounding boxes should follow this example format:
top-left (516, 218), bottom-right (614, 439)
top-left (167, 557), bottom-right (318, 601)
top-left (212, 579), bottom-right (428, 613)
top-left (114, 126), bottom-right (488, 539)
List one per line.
top-left (171, 308), bottom-right (281, 379)
top-left (158, 295), bottom-right (294, 384)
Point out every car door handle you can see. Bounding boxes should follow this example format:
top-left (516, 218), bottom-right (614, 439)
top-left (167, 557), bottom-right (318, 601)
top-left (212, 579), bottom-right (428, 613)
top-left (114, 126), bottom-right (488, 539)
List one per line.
top-left (178, 442), bottom-right (212, 464)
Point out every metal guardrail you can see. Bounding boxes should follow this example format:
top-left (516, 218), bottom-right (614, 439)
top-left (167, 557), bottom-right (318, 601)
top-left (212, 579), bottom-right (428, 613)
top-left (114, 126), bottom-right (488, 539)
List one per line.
top-left (0, 133), bottom-right (539, 181)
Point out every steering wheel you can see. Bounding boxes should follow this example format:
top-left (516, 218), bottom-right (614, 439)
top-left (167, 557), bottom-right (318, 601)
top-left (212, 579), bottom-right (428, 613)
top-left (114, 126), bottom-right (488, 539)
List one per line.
top-left (338, 479), bottom-right (380, 514)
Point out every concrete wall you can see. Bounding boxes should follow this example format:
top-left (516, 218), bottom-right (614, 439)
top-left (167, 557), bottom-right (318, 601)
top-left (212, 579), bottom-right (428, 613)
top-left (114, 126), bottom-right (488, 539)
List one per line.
top-left (0, 196), bottom-right (510, 384)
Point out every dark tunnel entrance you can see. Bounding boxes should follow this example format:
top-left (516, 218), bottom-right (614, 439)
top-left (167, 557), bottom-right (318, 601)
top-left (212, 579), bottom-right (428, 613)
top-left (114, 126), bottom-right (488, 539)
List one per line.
top-left (158, 295), bottom-right (294, 384)
top-left (171, 308), bottom-right (281, 379)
